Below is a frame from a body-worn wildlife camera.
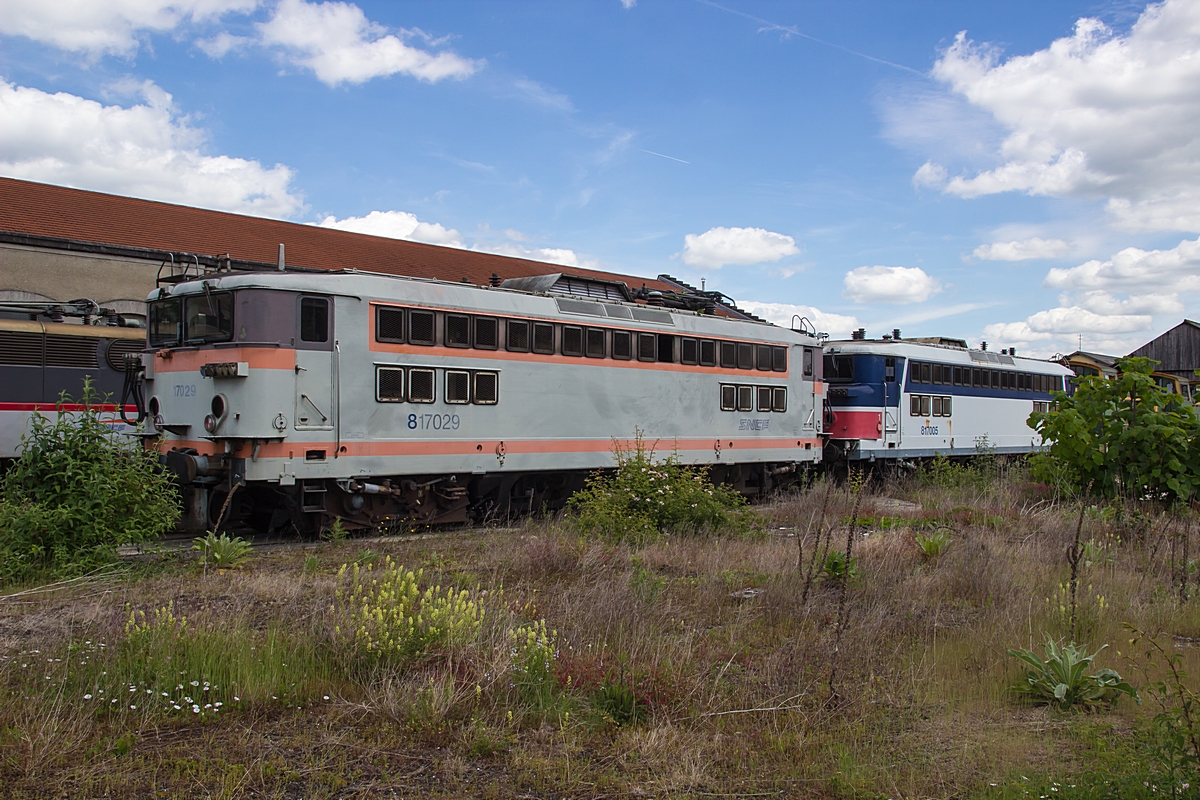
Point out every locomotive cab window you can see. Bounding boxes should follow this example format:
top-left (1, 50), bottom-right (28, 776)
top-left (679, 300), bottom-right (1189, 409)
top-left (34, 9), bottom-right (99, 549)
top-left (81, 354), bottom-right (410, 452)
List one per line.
top-left (376, 366), bottom-right (404, 402)
top-left (376, 306), bottom-right (405, 343)
top-left (300, 297), bottom-right (328, 343)
top-left (824, 355), bottom-right (854, 383)
top-left (148, 299), bottom-right (181, 347)
top-left (506, 319), bottom-right (530, 352)
top-left (184, 292), bottom-right (233, 344)
top-left (409, 369), bottom-right (435, 403)
top-left (804, 348), bottom-right (814, 378)
top-left (884, 356), bottom-right (895, 382)
top-left (410, 310), bottom-right (436, 346)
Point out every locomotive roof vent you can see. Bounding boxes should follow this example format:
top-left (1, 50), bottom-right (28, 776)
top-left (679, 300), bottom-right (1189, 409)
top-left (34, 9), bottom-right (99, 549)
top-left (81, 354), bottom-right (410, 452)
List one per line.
top-left (500, 273), bottom-right (631, 302)
top-left (851, 327), bottom-right (866, 340)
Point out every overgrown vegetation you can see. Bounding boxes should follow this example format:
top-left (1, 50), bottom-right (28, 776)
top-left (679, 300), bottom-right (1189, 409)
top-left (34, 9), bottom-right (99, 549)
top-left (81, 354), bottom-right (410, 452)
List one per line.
top-left (4, 457), bottom-right (1200, 798)
top-left (1030, 357), bottom-right (1200, 501)
top-left (1007, 639), bottom-right (1138, 711)
top-left (0, 382), bottom-right (178, 584)
top-left (568, 432), bottom-right (757, 543)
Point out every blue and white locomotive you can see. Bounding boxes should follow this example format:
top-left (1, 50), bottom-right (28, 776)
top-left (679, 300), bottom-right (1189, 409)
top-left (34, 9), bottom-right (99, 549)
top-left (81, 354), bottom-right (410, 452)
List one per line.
top-left (822, 333), bottom-right (1072, 463)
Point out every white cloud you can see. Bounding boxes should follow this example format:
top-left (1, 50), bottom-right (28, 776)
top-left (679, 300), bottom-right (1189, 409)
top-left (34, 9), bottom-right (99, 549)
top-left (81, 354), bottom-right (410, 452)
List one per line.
top-left (736, 301), bottom-right (860, 340)
top-left (679, 226), bottom-right (799, 269)
top-left (317, 210), bottom-right (462, 246)
top-left (258, 0), bottom-right (481, 86)
top-left (973, 237), bottom-right (1070, 261)
top-left (1044, 235), bottom-right (1200, 294)
top-left (621, 0), bottom-right (636, 8)
top-left (923, 1), bottom-right (1200, 232)
top-left (476, 242), bottom-right (598, 270)
top-left (0, 0), bottom-right (256, 57)
top-left (842, 265), bottom-right (941, 304)
top-left (0, 77), bottom-right (302, 217)
top-left (912, 160), bottom-right (947, 188)
top-left (195, 31), bottom-right (253, 58)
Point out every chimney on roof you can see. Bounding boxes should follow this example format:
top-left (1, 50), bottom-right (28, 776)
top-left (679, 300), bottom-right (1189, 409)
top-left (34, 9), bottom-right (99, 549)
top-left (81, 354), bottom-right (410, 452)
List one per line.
top-left (892, 328), bottom-right (901, 340)
top-left (277, 243), bottom-right (285, 271)
top-left (1011, 347), bottom-right (1017, 356)
top-left (490, 272), bottom-right (501, 287)
top-left (981, 340), bottom-right (988, 351)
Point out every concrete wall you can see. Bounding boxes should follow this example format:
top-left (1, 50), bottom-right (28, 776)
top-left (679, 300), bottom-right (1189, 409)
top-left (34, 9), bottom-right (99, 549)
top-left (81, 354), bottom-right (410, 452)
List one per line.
top-left (0, 242), bottom-right (158, 315)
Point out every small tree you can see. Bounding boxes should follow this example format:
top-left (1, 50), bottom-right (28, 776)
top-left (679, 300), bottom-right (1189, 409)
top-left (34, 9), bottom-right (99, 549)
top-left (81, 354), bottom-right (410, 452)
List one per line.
top-left (0, 381), bottom-right (179, 583)
top-left (1029, 357), bottom-right (1200, 502)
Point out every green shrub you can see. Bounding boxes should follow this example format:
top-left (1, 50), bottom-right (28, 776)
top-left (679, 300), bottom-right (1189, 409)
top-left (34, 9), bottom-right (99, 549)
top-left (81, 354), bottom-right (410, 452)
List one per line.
top-left (510, 619), bottom-right (559, 712)
top-left (192, 532), bottom-right (253, 570)
top-left (915, 528), bottom-right (951, 561)
top-left (1007, 639), bottom-right (1138, 711)
top-left (332, 557), bottom-right (484, 666)
top-left (820, 549), bottom-right (860, 582)
top-left (0, 382), bottom-right (178, 584)
top-left (568, 433), bottom-right (756, 544)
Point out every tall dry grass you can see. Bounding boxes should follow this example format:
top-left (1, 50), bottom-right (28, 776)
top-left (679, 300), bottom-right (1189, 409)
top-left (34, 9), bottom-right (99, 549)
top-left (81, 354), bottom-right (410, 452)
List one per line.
top-left (2, 464), bottom-right (1199, 798)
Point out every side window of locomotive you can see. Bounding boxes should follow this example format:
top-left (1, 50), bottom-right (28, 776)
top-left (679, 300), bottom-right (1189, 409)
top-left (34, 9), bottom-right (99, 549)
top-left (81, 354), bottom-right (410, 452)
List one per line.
top-left (909, 360), bottom-right (922, 383)
top-left (720, 384), bottom-right (736, 411)
top-left (376, 306), bottom-right (405, 343)
top-left (920, 395), bottom-right (931, 416)
top-left (148, 299), bottom-right (181, 347)
top-left (376, 366), bottom-right (404, 402)
top-left (680, 337), bottom-right (698, 365)
top-left (445, 314), bottom-right (471, 348)
top-left (474, 372), bottom-right (499, 405)
top-left (409, 310), bottom-right (436, 346)
top-left (803, 348), bottom-right (814, 378)
top-left (638, 333), bottom-right (656, 362)
top-left (884, 356), bottom-right (895, 382)
top-left (720, 341), bottom-right (737, 368)
top-left (184, 292), bottom-right (233, 343)
top-left (474, 316), bottom-right (499, 350)
top-left (700, 339), bottom-right (717, 367)
top-left (507, 319), bottom-right (530, 352)
top-left (942, 396), bottom-right (952, 415)
top-left (408, 368), bottom-right (436, 402)
top-left (954, 366), bottom-right (964, 386)
top-left (757, 386), bottom-right (772, 411)
top-left (612, 330), bottom-right (633, 360)
top-left (445, 371), bottom-right (470, 404)
top-left (533, 322), bottom-right (555, 354)
top-left (585, 328), bottom-right (606, 358)
top-left (772, 387), bottom-right (787, 412)
top-left (910, 395), bottom-right (921, 415)
top-left (772, 344), bottom-right (788, 372)
top-left (736, 385), bottom-right (754, 412)
top-left (657, 334), bottom-right (675, 363)
top-left (300, 297), bottom-right (329, 343)
top-left (921, 362), bottom-right (932, 383)
top-left (756, 344), bottom-right (772, 371)
top-left (932, 396), bottom-right (942, 416)
top-left (737, 342), bottom-right (754, 370)
top-left (561, 326), bottom-right (584, 357)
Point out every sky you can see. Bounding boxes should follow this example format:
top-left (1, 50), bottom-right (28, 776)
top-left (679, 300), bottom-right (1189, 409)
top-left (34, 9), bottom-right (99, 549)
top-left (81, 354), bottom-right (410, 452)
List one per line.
top-left (2, 0), bottom-right (1199, 358)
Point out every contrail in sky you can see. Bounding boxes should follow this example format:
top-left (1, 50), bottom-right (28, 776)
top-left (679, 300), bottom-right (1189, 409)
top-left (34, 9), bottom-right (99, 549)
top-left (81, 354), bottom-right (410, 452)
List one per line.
top-left (640, 149), bottom-right (691, 164)
top-left (695, 0), bottom-right (926, 77)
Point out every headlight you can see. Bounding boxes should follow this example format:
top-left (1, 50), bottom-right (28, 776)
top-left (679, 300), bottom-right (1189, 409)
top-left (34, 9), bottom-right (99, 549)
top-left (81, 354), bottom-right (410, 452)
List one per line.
top-left (203, 414), bottom-right (218, 433)
top-left (211, 394), bottom-right (228, 421)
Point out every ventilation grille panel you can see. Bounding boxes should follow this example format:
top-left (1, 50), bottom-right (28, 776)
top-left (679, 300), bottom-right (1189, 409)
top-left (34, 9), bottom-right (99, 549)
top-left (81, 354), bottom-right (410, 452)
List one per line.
top-left (0, 331), bottom-right (43, 366)
top-left (45, 334), bottom-right (99, 368)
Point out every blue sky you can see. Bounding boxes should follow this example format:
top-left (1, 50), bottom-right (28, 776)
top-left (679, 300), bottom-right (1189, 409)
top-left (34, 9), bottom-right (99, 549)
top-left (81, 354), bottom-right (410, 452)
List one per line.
top-left (3, 0), bottom-right (1199, 357)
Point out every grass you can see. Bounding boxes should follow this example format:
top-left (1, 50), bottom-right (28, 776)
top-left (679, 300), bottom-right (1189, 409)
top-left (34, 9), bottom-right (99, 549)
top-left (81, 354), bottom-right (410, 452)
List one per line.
top-left (2, 464), bottom-right (1200, 798)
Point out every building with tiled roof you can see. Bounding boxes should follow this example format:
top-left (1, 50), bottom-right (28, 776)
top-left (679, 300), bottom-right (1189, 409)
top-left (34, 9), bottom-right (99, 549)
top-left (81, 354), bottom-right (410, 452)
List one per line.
top-left (0, 177), bottom-right (690, 321)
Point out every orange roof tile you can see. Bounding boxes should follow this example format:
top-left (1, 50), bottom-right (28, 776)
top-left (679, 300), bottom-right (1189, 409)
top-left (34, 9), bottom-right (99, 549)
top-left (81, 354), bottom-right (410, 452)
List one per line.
top-left (0, 177), bottom-right (675, 292)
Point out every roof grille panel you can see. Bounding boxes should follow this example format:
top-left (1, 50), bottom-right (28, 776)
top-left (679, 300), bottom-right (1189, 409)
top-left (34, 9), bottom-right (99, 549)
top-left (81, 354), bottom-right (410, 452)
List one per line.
top-left (45, 334), bottom-right (99, 368)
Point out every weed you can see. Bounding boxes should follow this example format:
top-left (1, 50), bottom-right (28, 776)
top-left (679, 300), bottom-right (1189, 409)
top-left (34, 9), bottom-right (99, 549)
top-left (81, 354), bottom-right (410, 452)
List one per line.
top-left (915, 528), bottom-right (952, 562)
top-left (321, 516), bottom-right (348, 543)
top-left (568, 431), bottom-right (756, 544)
top-left (191, 532), bottom-right (253, 570)
top-left (332, 557), bottom-right (484, 666)
top-left (510, 619), bottom-right (559, 713)
top-left (820, 549), bottom-right (860, 582)
top-left (1007, 639), bottom-right (1138, 711)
